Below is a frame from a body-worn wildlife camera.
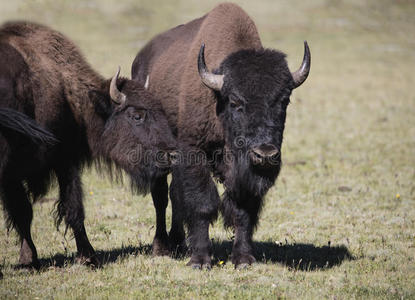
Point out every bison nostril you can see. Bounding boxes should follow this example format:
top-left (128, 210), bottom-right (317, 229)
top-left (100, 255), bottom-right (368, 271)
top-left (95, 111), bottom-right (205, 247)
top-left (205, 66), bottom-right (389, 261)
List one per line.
top-left (250, 149), bottom-right (265, 165)
top-left (252, 150), bottom-right (264, 159)
top-left (267, 148), bottom-right (279, 158)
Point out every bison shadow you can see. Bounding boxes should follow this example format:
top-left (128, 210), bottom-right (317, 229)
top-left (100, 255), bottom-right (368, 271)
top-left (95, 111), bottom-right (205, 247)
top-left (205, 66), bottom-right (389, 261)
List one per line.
top-left (18, 240), bottom-right (353, 271)
top-left (212, 240), bottom-right (354, 271)
top-left (18, 244), bottom-right (152, 271)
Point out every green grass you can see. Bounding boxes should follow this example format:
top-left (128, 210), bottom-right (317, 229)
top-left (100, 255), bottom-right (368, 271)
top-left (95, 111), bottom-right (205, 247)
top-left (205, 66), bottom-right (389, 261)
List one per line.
top-left (1, 0), bottom-right (415, 299)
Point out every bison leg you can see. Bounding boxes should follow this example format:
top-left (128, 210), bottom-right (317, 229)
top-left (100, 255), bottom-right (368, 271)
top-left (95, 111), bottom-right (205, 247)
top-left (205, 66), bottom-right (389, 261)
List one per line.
top-left (168, 175), bottom-right (186, 255)
top-left (56, 167), bottom-right (97, 267)
top-left (172, 163), bottom-right (219, 269)
top-left (186, 218), bottom-right (213, 269)
top-left (231, 214), bottom-right (256, 268)
top-left (150, 174), bottom-right (170, 256)
top-left (1, 179), bottom-right (39, 269)
top-left (223, 192), bottom-right (258, 268)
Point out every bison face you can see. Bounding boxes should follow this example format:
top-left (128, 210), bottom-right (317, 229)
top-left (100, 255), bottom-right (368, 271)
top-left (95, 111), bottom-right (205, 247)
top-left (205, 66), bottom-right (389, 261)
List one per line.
top-left (90, 68), bottom-right (177, 192)
top-left (198, 43), bottom-right (310, 174)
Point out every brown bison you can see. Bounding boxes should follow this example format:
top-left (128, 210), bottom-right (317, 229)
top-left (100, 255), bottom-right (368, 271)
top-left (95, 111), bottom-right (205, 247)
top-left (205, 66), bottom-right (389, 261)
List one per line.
top-left (0, 21), bottom-right (176, 268)
top-left (132, 3), bottom-right (311, 269)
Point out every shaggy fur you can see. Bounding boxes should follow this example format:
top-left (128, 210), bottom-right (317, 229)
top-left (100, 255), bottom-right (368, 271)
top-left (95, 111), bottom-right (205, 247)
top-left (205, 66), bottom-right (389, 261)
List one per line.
top-left (132, 3), bottom-right (310, 268)
top-left (0, 21), bottom-right (176, 268)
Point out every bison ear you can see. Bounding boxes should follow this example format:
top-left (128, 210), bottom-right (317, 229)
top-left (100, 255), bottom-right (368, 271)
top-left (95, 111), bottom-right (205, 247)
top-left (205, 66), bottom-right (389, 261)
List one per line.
top-left (88, 90), bottom-right (113, 120)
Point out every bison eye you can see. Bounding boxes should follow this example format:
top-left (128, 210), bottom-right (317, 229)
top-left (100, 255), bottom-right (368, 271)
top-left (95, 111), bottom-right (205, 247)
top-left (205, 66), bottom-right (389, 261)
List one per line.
top-left (229, 100), bottom-right (242, 110)
top-left (130, 110), bottom-right (146, 125)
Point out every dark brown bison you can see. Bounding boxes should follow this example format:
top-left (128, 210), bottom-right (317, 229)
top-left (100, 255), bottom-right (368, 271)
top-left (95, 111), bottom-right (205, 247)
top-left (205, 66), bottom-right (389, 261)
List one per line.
top-left (132, 3), bottom-right (310, 269)
top-left (0, 21), bottom-right (176, 268)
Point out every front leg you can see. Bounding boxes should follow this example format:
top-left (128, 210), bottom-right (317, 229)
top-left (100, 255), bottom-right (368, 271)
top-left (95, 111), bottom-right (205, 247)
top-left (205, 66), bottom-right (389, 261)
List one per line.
top-left (168, 175), bottom-right (186, 255)
top-left (150, 175), bottom-right (170, 256)
top-left (171, 159), bottom-right (220, 269)
top-left (223, 192), bottom-right (261, 268)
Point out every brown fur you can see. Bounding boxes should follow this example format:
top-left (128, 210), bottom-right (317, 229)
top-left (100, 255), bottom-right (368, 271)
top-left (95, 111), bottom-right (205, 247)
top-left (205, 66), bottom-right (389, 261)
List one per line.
top-left (1, 22), bottom-right (104, 150)
top-left (133, 3), bottom-right (261, 146)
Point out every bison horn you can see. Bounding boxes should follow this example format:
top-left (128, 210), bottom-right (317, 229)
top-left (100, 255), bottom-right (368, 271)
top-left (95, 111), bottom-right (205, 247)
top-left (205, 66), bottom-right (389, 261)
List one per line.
top-left (144, 75), bottom-right (149, 90)
top-left (198, 43), bottom-right (224, 91)
top-left (110, 66), bottom-right (126, 105)
top-left (291, 41), bottom-right (311, 88)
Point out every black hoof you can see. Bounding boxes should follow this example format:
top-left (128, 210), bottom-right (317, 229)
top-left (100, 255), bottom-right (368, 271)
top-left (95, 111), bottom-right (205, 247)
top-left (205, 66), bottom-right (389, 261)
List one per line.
top-left (16, 260), bottom-right (40, 271)
top-left (19, 248), bottom-right (40, 270)
top-left (152, 237), bottom-right (171, 256)
top-left (75, 254), bottom-right (100, 268)
top-left (231, 253), bottom-right (256, 269)
top-left (186, 255), bottom-right (212, 270)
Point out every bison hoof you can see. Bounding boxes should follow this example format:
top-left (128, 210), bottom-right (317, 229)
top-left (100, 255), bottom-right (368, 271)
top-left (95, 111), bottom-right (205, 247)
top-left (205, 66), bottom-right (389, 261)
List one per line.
top-left (19, 240), bottom-right (40, 269)
top-left (231, 253), bottom-right (256, 268)
top-left (152, 237), bottom-right (171, 256)
top-left (75, 254), bottom-right (99, 268)
top-left (19, 256), bottom-right (40, 270)
top-left (186, 255), bottom-right (212, 270)
top-left (17, 259), bottom-right (40, 270)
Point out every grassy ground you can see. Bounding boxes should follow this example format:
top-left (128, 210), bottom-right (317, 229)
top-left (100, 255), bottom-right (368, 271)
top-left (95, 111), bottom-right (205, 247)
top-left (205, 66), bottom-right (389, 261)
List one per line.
top-left (1, 0), bottom-right (415, 299)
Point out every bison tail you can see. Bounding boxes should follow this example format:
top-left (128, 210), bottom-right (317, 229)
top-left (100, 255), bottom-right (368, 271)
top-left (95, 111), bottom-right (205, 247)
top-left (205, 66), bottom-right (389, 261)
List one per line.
top-left (0, 108), bottom-right (58, 145)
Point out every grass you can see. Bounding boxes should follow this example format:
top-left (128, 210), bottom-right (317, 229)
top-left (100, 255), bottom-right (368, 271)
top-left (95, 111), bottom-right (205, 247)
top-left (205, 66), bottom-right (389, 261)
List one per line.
top-left (1, 0), bottom-right (415, 299)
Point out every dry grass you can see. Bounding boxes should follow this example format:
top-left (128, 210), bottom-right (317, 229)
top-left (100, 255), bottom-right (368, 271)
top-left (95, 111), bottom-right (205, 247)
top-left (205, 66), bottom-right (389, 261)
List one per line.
top-left (1, 0), bottom-right (415, 299)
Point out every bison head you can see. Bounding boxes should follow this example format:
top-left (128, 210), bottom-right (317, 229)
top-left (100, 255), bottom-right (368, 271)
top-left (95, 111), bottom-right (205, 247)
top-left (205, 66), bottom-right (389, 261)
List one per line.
top-left (198, 43), bottom-right (310, 193)
top-left (89, 67), bottom-right (177, 192)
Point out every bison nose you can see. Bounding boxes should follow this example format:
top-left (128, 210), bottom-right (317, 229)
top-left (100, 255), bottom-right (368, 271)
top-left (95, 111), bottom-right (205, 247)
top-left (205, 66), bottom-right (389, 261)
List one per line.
top-left (250, 144), bottom-right (280, 166)
top-left (252, 144), bottom-right (279, 158)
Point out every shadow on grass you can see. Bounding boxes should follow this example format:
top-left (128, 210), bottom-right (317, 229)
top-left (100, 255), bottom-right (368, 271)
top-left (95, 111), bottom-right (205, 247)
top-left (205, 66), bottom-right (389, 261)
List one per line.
top-left (28, 244), bottom-right (152, 270)
top-left (212, 240), bottom-right (354, 271)
top-left (12, 240), bottom-right (353, 272)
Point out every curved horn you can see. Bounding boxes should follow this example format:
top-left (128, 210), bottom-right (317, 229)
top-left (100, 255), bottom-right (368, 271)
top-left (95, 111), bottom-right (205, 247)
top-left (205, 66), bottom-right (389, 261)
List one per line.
top-left (110, 66), bottom-right (126, 105)
top-left (198, 43), bottom-right (224, 91)
top-left (291, 41), bottom-right (311, 88)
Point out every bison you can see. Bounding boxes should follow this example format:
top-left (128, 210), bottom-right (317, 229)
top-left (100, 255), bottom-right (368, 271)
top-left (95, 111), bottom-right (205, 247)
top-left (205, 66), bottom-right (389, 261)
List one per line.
top-left (0, 21), bottom-right (177, 268)
top-left (132, 3), bottom-right (311, 268)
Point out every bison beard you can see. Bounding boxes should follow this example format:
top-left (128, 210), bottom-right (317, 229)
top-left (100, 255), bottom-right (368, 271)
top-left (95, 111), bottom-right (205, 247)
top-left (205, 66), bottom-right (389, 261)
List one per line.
top-left (0, 21), bottom-right (176, 268)
top-left (132, 3), bottom-right (310, 269)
